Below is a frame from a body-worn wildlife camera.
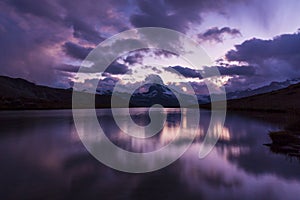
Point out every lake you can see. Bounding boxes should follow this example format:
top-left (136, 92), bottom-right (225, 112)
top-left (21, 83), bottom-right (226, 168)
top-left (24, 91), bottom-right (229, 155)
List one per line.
top-left (0, 108), bottom-right (300, 200)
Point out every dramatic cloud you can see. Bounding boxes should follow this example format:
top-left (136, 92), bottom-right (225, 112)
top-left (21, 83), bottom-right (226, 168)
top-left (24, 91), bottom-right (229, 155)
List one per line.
top-left (169, 66), bottom-right (203, 79)
top-left (0, 11), bottom-right (67, 86)
top-left (130, 0), bottom-right (191, 32)
top-left (5, 0), bottom-right (63, 22)
top-left (225, 31), bottom-right (300, 90)
top-left (198, 27), bottom-right (241, 43)
top-left (0, 0), bottom-right (132, 87)
top-left (124, 55), bottom-right (141, 65)
top-left (105, 62), bottom-right (129, 75)
top-left (167, 65), bottom-right (255, 79)
top-left (6, 0), bottom-right (128, 43)
top-left (1, 0), bottom-right (300, 91)
top-left (57, 61), bottom-right (130, 75)
top-left (63, 42), bottom-right (93, 60)
top-left (226, 32), bottom-right (300, 64)
top-left (68, 18), bottom-right (106, 44)
top-left (207, 65), bottom-right (255, 76)
top-left (55, 64), bottom-right (80, 73)
top-left (130, 0), bottom-right (248, 32)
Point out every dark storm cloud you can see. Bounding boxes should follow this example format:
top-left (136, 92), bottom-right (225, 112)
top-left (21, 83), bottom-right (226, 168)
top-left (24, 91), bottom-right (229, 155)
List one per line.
top-left (211, 65), bottom-right (255, 76)
top-left (0, 12), bottom-right (66, 86)
top-left (5, 0), bottom-right (63, 22)
top-left (65, 18), bottom-right (106, 44)
top-left (0, 0), bottom-right (131, 87)
top-left (226, 32), bottom-right (300, 64)
top-left (123, 53), bottom-right (143, 65)
top-left (165, 64), bottom-right (256, 94)
top-left (224, 31), bottom-right (300, 91)
top-left (167, 65), bottom-right (255, 79)
top-left (130, 0), bottom-right (252, 32)
top-left (153, 49), bottom-right (178, 58)
top-left (168, 66), bottom-right (203, 78)
top-left (130, 0), bottom-right (216, 32)
top-left (198, 27), bottom-right (241, 42)
top-left (63, 42), bottom-right (93, 60)
top-left (57, 61), bottom-right (129, 75)
top-left (55, 64), bottom-right (80, 73)
top-left (0, 0), bottom-right (287, 89)
top-left (130, 0), bottom-right (189, 31)
top-left (6, 0), bottom-right (127, 44)
top-left (59, 0), bottom-right (129, 44)
top-left (105, 62), bottom-right (129, 75)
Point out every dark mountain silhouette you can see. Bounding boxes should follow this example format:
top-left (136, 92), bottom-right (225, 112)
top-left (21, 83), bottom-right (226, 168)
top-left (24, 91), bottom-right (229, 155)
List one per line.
top-left (2, 75), bottom-right (300, 111)
top-left (0, 76), bottom-right (193, 109)
top-left (0, 76), bottom-right (113, 109)
top-left (197, 79), bottom-right (300, 103)
top-left (130, 83), bottom-right (180, 107)
top-left (226, 79), bottom-right (300, 100)
top-left (201, 82), bottom-right (300, 112)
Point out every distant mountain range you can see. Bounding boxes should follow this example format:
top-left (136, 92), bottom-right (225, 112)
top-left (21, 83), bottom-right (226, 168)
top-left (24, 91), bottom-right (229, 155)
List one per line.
top-left (1, 75), bottom-right (300, 111)
top-left (224, 82), bottom-right (300, 112)
top-left (226, 79), bottom-right (300, 99)
top-left (200, 81), bottom-right (300, 112)
top-left (197, 78), bottom-right (300, 103)
top-left (130, 83), bottom-right (180, 107)
top-left (0, 76), bottom-right (72, 109)
top-left (0, 76), bottom-right (192, 109)
top-left (0, 76), bottom-right (113, 109)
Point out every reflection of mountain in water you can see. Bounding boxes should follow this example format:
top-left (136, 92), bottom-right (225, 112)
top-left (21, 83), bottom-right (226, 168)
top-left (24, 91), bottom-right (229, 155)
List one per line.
top-left (1, 109), bottom-right (300, 199)
top-left (265, 119), bottom-right (300, 160)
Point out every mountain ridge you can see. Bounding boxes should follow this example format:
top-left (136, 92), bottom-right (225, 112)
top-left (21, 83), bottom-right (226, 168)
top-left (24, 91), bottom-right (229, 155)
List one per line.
top-left (1, 75), bottom-right (300, 111)
top-left (200, 82), bottom-right (300, 113)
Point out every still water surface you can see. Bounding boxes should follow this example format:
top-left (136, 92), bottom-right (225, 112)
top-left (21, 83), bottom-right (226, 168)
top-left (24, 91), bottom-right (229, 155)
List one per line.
top-left (0, 109), bottom-right (300, 200)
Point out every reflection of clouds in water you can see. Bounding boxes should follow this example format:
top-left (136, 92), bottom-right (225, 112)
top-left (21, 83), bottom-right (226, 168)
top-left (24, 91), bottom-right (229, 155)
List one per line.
top-left (214, 113), bottom-right (300, 182)
top-left (2, 110), bottom-right (300, 199)
top-left (179, 145), bottom-right (300, 200)
top-left (17, 109), bottom-right (299, 182)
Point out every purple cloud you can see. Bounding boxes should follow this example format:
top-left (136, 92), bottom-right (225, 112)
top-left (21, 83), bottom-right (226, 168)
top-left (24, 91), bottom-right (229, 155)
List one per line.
top-left (198, 27), bottom-right (241, 43)
top-left (1, 0), bottom-right (299, 91)
top-left (167, 65), bottom-right (255, 79)
top-left (105, 62), bottom-right (129, 75)
top-left (224, 31), bottom-right (300, 90)
top-left (0, 0), bottom-right (131, 87)
top-left (208, 65), bottom-right (255, 76)
top-left (63, 42), bottom-right (93, 60)
top-left (226, 32), bottom-right (300, 64)
top-left (168, 66), bottom-right (202, 79)
top-left (130, 0), bottom-right (248, 32)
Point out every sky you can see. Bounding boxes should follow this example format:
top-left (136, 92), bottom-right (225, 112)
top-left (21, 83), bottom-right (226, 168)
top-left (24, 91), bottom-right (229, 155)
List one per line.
top-left (1, 0), bottom-right (300, 94)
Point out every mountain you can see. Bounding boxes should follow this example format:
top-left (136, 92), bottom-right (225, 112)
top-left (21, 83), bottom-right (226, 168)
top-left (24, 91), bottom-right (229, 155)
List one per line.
top-left (0, 76), bottom-right (71, 109)
top-left (130, 83), bottom-right (180, 107)
top-left (197, 78), bottom-right (300, 104)
top-left (2, 75), bottom-right (300, 111)
top-left (203, 82), bottom-right (300, 112)
top-left (0, 76), bottom-right (114, 109)
top-left (99, 83), bottom-right (196, 107)
top-left (0, 76), bottom-right (194, 109)
top-left (226, 79), bottom-right (300, 100)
